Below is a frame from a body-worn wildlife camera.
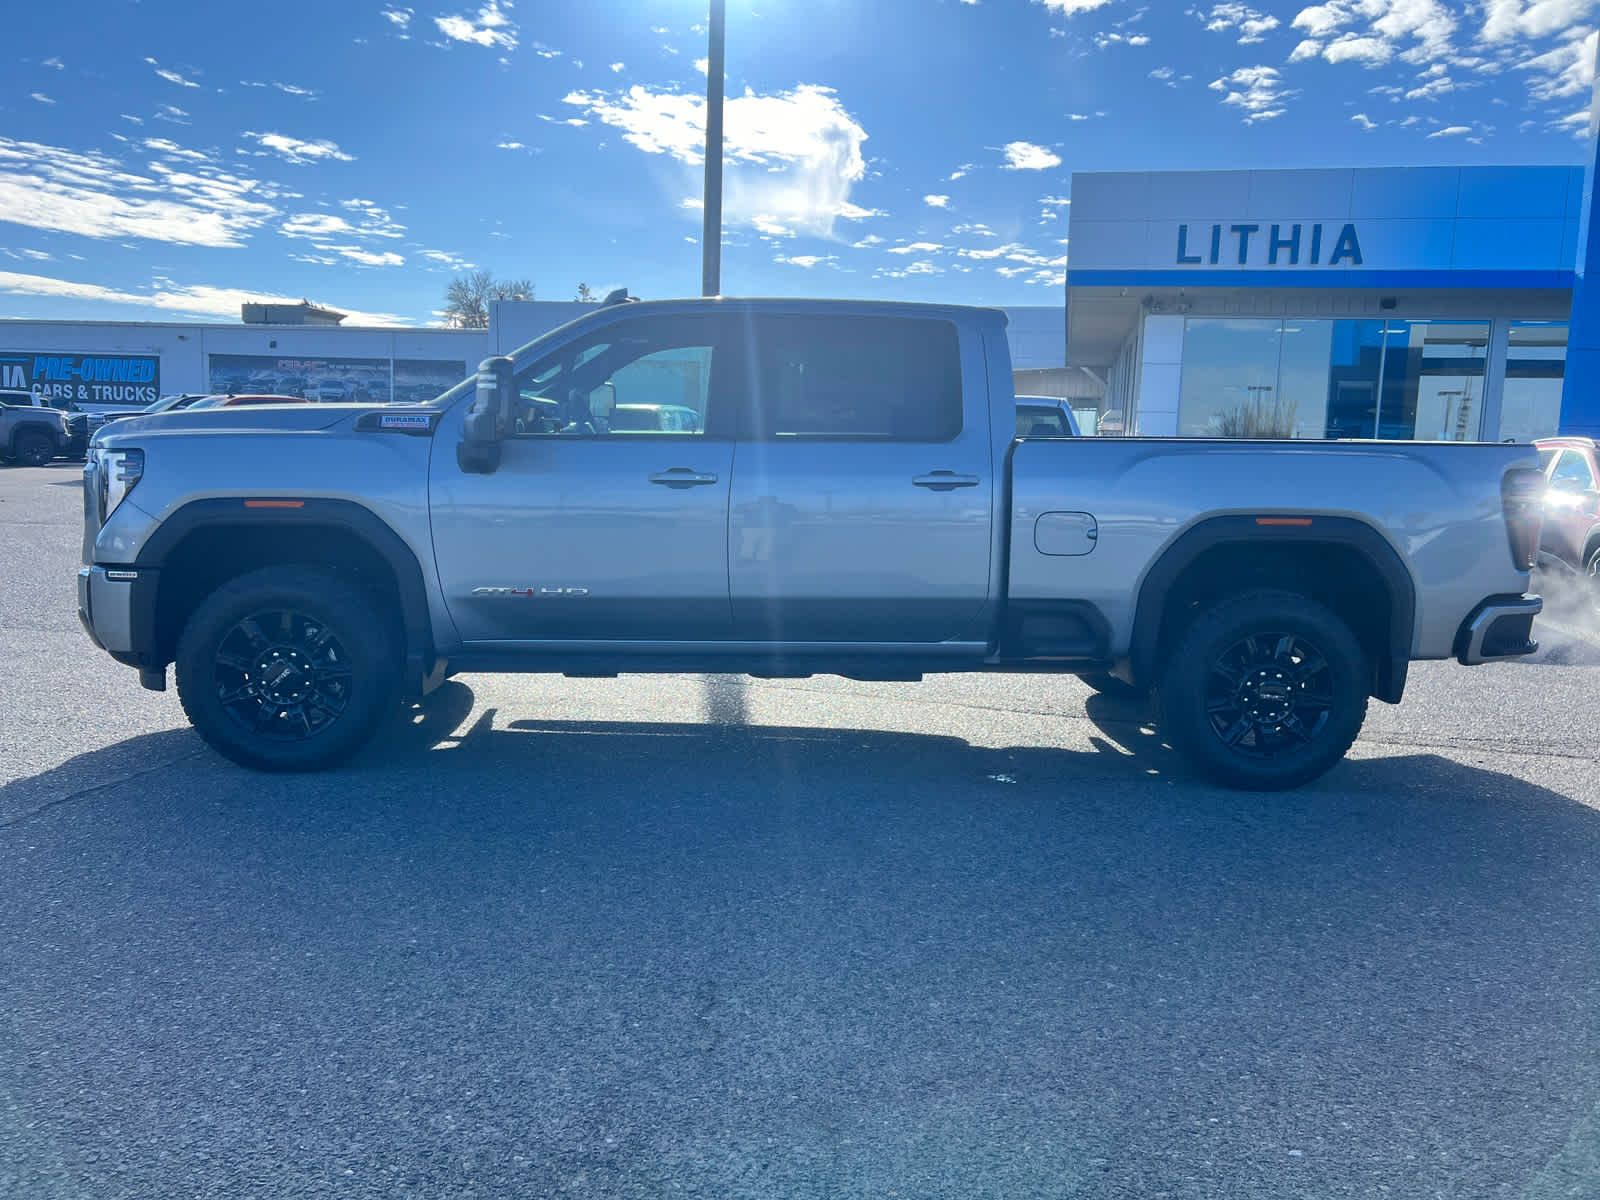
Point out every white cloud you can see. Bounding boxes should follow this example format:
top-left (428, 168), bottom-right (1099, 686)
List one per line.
top-left (852, 234), bottom-right (884, 247)
top-left (1289, 0), bottom-right (1457, 64)
top-left (420, 249), bottom-right (474, 270)
top-left (144, 57), bottom-right (199, 88)
top-left (120, 114), bottom-right (145, 125)
top-left (30, 93), bottom-right (54, 105)
top-left (695, 57), bottom-right (709, 74)
top-left (1209, 65), bottom-right (1293, 121)
top-left (948, 163), bottom-right (973, 180)
top-left (1517, 29), bottom-right (1598, 101)
top-left (240, 131), bottom-right (354, 164)
top-left (280, 213), bottom-right (355, 238)
top-left (0, 137), bottom-right (280, 248)
top-left (1128, 34), bottom-right (1151, 44)
top-left (321, 244), bottom-right (405, 266)
top-left (1481, 0), bottom-right (1596, 43)
top-left (1427, 124), bottom-right (1473, 136)
top-left (959, 241), bottom-right (1025, 260)
top-left (775, 254), bottom-right (837, 267)
top-left (435, 1), bottom-right (517, 50)
top-left (1001, 141), bottom-right (1062, 170)
top-left (1201, 4), bottom-right (1281, 43)
top-left (924, 193), bottom-right (950, 207)
top-left (904, 261), bottom-right (941, 274)
top-left (42, 56), bottom-right (63, 69)
top-left (952, 222), bottom-right (995, 235)
top-left (562, 83), bottom-right (877, 238)
top-left (1554, 107), bottom-right (1591, 133)
top-left (1324, 33), bottom-right (1394, 63)
top-left (1149, 65), bottom-right (1176, 79)
top-left (1032, 0), bottom-right (1114, 12)
top-left (0, 269), bottom-right (406, 324)
top-left (143, 137), bottom-right (211, 163)
top-left (610, 61), bottom-right (625, 72)
top-left (154, 105), bottom-right (190, 125)
top-left (1352, 111), bottom-right (1378, 128)
top-left (888, 241), bottom-right (945, 254)
top-left (1405, 74), bottom-right (1455, 98)
top-left (497, 139), bottom-right (525, 150)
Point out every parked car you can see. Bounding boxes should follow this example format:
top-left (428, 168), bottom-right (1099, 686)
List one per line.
top-left (1533, 436), bottom-right (1600, 592)
top-left (1015, 396), bottom-right (1081, 437)
top-left (79, 297), bottom-right (1543, 790)
top-left (185, 394), bottom-right (312, 409)
top-left (0, 390), bottom-right (72, 465)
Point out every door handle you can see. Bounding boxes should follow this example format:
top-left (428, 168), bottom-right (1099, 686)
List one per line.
top-left (649, 468), bottom-right (720, 488)
top-left (912, 471), bottom-right (981, 491)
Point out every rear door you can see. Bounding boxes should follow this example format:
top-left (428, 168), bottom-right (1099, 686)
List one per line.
top-left (727, 312), bottom-right (994, 644)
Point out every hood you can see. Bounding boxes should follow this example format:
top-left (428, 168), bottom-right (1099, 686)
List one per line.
top-left (91, 402), bottom-right (388, 446)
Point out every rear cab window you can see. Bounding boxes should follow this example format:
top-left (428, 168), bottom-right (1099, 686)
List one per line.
top-left (750, 314), bottom-right (963, 441)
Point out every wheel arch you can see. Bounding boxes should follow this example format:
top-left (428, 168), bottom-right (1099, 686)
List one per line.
top-left (133, 498), bottom-right (434, 694)
top-left (1127, 515), bottom-right (1416, 704)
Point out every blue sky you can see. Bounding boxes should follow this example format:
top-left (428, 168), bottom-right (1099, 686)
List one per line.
top-left (0, 0), bottom-right (1594, 325)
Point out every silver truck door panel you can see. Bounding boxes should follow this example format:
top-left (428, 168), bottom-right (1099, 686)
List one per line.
top-left (431, 438), bottom-right (734, 641)
top-left (728, 314), bottom-right (994, 644)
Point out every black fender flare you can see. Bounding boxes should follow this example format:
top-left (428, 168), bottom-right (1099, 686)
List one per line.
top-left (1127, 515), bottom-right (1417, 703)
top-left (133, 497), bottom-right (435, 692)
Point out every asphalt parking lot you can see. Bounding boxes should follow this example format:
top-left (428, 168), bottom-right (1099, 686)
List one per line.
top-left (4, 460), bottom-right (1600, 1199)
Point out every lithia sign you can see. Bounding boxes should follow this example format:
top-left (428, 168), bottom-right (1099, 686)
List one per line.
top-left (1176, 222), bottom-right (1363, 268)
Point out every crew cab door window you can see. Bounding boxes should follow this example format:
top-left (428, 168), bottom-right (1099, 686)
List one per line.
top-left (507, 317), bottom-right (724, 438)
top-left (728, 313), bottom-right (992, 645)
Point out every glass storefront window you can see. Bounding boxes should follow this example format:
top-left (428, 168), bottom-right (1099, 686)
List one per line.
top-left (1500, 322), bottom-right (1568, 444)
top-left (1324, 320), bottom-right (1385, 439)
top-left (1378, 320), bottom-right (1490, 441)
top-left (1179, 319), bottom-right (1292, 437)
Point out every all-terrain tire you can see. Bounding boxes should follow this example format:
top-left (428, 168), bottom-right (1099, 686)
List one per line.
top-left (176, 566), bottom-right (400, 772)
top-left (1157, 588), bottom-right (1368, 791)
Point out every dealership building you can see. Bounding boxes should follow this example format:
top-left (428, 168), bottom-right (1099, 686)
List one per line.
top-left (1, 161), bottom-right (1594, 444)
top-left (1063, 164), bottom-right (1582, 442)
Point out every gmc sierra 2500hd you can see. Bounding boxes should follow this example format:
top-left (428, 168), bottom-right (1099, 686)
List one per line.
top-left (79, 297), bottom-right (1544, 789)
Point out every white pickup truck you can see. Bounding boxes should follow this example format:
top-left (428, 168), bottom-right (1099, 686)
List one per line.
top-left (78, 297), bottom-right (1544, 789)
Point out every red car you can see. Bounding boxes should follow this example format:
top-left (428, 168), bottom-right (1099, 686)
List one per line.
top-left (1534, 437), bottom-right (1600, 586)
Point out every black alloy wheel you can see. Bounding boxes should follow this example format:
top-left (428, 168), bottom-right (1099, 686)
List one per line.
top-left (1202, 631), bottom-right (1334, 757)
top-left (213, 609), bottom-right (354, 742)
top-left (1159, 589), bottom-right (1368, 791)
top-left (176, 566), bottom-right (399, 771)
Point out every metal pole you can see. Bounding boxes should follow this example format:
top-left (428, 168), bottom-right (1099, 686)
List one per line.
top-left (701, 0), bottom-right (726, 296)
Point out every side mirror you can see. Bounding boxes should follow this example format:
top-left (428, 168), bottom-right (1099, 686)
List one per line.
top-left (457, 355), bottom-right (513, 474)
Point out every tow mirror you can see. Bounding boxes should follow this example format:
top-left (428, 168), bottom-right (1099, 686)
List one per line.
top-left (458, 355), bottom-right (513, 474)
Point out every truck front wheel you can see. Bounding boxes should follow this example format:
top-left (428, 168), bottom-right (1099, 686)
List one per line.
top-left (15, 431), bottom-right (55, 467)
top-left (1158, 589), bottom-right (1368, 791)
top-left (175, 566), bottom-right (400, 772)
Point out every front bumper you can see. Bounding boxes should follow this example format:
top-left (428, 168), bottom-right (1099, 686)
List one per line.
top-left (1455, 594), bottom-right (1542, 665)
top-left (77, 565), bottom-right (154, 664)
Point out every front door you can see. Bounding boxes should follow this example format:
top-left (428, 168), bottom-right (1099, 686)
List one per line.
top-left (431, 312), bottom-right (740, 643)
top-left (727, 313), bottom-right (994, 644)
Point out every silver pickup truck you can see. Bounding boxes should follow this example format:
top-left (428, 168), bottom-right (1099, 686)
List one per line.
top-left (78, 297), bottom-right (1545, 789)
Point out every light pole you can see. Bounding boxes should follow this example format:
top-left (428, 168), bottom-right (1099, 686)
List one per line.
top-left (701, 0), bottom-right (726, 296)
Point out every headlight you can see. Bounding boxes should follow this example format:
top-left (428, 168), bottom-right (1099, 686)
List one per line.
top-left (95, 448), bottom-right (144, 518)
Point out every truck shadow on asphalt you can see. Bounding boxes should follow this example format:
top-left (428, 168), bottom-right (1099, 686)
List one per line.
top-left (4, 686), bottom-right (1600, 1197)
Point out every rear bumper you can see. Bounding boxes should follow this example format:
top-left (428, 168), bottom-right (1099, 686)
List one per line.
top-left (1455, 594), bottom-right (1542, 665)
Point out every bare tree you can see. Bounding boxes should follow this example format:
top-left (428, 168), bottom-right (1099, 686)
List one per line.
top-left (575, 282), bottom-right (597, 303)
top-left (441, 271), bottom-right (535, 329)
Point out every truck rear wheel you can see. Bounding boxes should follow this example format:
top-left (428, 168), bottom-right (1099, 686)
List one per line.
top-left (15, 431), bottom-right (54, 467)
top-left (176, 566), bottom-right (399, 772)
top-left (1158, 589), bottom-right (1368, 791)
